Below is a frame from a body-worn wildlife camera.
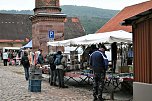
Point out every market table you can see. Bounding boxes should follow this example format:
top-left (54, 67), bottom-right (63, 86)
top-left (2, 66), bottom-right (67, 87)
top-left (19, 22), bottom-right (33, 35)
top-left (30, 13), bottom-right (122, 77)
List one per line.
top-left (64, 71), bottom-right (133, 93)
top-left (64, 71), bottom-right (94, 85)
top-left (79, 73), bottom-right (94, 84)
top-left (105, 74), bottom-right (121, 90)
top-left (64, 72), bottom-right (82, 84)
top-left (120, 76), bottom-right (133, 93)
top-left (104, 72), bottom-right (134, 91)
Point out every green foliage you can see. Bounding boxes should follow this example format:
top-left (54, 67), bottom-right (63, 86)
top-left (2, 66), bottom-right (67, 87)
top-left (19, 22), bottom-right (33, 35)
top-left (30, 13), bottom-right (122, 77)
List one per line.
top-left (61, 5), bottom-right (119, 18)
top-left (79, 16), bottom-right (110, 34)
top-left (0, 10), bottom-right (34, 15)
top-left (61, 5), bottom-right (119, 34)
top-left (0, 5), bottom-right (119, 34)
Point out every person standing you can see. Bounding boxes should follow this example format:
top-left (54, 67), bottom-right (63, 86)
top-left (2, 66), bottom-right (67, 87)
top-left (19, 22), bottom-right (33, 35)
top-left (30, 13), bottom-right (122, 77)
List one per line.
top-left (21, 51), bottom-right (30, 81)
top-left (3, 50), bottom-right (8, 66)
top-left (54, 51), bottom-right (68, 88)
top-left (111, 42), bottom-right (117, 73)
top-left (0, 50), bottom-right (2, 61)
top-left (48, 53), bottom-right (57, 86)
top-left (37, 49), bottom-right (44, 66)
top-left (58, 54), bottom-right (68, 88)
top-left (8, 50), bottom-right (13, 65)
top-left (90, 44), bottom-right (107, 101)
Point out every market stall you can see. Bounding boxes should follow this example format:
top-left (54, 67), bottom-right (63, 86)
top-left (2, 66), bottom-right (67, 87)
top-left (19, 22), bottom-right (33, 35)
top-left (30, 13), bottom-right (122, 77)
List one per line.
top-left (47, 30), bottom-right (133, 91)
top-left (47, 30), bottom-right (132, 70)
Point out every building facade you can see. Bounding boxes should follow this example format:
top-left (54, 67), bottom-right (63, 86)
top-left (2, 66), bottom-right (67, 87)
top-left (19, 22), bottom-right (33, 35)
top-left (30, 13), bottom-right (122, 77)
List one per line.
top-left (0, 13), bottom-right (32, 50)
top-left (123, 8), bottom-right (152, 101)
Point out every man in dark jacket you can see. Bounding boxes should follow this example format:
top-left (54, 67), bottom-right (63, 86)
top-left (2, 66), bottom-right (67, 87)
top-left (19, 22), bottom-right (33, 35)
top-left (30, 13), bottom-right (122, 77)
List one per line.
top-left (37, 49), bottom-right (44, 66)
top-left (21, 51), bottom-right (30, 81)
top-left (90, 44), bottom-right (107, 101)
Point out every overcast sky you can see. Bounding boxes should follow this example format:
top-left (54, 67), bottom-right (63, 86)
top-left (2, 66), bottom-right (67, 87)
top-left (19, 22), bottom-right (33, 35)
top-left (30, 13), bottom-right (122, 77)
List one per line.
top-left (0, 0), bottom-right (149, 10)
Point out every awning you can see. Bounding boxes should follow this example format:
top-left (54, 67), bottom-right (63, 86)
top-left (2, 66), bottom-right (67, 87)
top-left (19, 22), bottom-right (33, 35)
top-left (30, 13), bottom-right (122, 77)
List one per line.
top-left (47, 30), bottom-right (132, 46)
top-left (22, 40), bottom-right (32, 48)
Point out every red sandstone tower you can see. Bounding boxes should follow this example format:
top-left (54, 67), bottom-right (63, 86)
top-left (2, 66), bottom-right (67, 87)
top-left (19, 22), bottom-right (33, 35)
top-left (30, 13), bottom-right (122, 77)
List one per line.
top-left (30, 0), bottom-right (66, 54)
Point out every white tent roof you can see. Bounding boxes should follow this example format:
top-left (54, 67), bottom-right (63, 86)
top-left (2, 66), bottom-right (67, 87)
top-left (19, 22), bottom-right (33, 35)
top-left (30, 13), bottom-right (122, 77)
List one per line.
top-left (47, 30), bottom-right (132, 46)
top-left (47, 39), bottom-right (71, 46)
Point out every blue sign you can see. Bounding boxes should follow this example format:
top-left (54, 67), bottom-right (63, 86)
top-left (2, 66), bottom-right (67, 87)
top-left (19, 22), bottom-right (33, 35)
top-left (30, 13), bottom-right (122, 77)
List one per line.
top-left (48, 30), bottom-right (55, 39)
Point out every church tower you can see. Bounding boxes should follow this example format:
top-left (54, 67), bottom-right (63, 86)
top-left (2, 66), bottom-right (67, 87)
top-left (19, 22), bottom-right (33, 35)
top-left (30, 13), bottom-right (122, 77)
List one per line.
top-left (30, 0), bottom-right (66, 54)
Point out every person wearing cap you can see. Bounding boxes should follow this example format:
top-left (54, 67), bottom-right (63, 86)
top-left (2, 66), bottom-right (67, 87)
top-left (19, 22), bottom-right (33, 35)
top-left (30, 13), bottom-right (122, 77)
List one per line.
top-left (89, 44), bottom-right (107, 101)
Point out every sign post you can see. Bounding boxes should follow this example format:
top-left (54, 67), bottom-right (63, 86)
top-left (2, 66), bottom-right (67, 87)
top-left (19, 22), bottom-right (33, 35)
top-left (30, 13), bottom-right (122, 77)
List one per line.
top-left (48, 30), bottom-right (55, 53)
top-left (48, 30), bottom-right (55, 41)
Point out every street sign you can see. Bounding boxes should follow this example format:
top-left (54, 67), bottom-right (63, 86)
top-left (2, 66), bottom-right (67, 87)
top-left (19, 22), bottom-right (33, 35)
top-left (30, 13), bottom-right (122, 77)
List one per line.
top-left (48, 30), bottom-right (55, 39)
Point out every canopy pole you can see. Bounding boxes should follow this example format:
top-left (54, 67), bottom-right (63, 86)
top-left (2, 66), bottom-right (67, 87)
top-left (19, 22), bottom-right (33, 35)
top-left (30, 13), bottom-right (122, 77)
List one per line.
top-left (48, 45), bottom-right (49, 54)
top-left (121, 42), bottom-right (123, 67)
top-left (74, 46), bottom-right (80, 51)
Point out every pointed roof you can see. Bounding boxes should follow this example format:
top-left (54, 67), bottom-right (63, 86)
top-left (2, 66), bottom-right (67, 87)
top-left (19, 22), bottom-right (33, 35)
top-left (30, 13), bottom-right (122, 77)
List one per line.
top-left (96, 0), bottom-right (152, 33)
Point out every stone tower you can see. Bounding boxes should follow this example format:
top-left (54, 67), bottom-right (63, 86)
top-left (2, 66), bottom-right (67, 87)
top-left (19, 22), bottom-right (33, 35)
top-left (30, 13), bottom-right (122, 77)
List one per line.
top-left (30, 0), bottom-right (66, 54)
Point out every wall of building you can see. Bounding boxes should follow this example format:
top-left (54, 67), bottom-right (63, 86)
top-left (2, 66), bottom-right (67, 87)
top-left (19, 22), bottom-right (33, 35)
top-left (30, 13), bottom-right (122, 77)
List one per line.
top-left (133, 82), bottom-right (152, 101)
top-left (31, 0), bottom-right (65, 55)
top-left (133, 17), bottom-right (152, 83)
top-left (35, 0), bottom-right (59, 8)
top-left (32, 17), bottom-right (65, 55)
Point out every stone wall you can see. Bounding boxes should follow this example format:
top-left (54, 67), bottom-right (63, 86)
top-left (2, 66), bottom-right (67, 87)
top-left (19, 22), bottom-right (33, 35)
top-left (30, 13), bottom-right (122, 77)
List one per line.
top-left (32, 16), bottom-right (65, 55)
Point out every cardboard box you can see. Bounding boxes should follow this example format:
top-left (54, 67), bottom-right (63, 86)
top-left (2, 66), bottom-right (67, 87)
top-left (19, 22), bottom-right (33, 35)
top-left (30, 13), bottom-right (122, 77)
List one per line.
top-left (118, 66), bottom-right (130, 73)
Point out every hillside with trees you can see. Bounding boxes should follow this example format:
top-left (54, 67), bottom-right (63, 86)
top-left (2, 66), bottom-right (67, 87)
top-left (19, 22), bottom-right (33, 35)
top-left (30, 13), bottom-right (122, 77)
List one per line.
top-left (0, 5), bottom-right (119, 34)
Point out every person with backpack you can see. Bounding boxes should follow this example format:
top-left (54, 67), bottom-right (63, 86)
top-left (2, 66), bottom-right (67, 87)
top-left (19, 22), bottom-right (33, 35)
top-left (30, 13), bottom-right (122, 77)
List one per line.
top-left (89, 44), bottom-right (108, 101)
top-left (21, 51), bottom-right (30, 81)
top-left (48, 53), bottom-right (57, 86)
top-left (37, 49), bottom-right (44, 66)
top-left (54, 51), bottom-right (68, 88)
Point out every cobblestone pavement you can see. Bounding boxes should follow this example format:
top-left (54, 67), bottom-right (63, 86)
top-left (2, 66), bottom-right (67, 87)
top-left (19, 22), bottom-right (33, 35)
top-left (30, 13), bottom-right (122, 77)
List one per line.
top-left (0, 63), bottom-right (132, 101)
top-left (0, 64), bottom-right (95, 101)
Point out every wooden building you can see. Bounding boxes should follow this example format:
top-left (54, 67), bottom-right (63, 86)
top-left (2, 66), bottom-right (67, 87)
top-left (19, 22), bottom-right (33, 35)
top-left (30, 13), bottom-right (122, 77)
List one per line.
top-left (123, 8), bottom-right (152, 101)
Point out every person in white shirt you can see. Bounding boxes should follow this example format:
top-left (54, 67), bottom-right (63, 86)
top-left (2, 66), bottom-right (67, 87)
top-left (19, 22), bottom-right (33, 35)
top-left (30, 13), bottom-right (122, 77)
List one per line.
top-left (3, 50), bottom-right (8, 66)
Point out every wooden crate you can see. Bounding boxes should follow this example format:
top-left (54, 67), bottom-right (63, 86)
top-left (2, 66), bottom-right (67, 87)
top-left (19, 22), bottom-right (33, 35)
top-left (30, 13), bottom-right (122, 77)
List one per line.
top-left (118, 66), bottom-right (130, 73)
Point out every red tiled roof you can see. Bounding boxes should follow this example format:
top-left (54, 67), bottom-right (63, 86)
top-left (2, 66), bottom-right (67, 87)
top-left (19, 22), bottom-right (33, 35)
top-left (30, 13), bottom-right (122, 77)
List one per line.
top-left (71, 18), bottom-right (79, 22)
top-left (64, 17), bottom-right (86, 40)
top-left (96, 0), bottom-right (152, 33)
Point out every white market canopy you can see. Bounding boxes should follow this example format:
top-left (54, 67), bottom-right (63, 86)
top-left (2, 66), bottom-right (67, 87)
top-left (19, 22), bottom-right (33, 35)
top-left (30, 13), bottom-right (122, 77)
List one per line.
top-left (47, 39), bottom-right (71, 46)
top-left (47, 30), bottom-right (132, 46)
